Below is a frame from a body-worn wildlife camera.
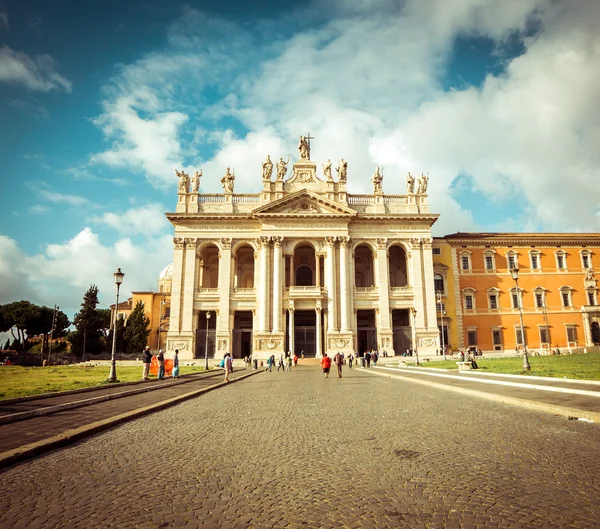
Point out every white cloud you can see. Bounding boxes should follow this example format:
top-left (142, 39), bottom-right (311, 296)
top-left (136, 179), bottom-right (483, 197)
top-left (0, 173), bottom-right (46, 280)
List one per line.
top-left (0, 45), bottom-right (71, 92)
top-left (91, 203), bottom-right (170, 237)
top-left (0, 228), bottom-right (172, 317)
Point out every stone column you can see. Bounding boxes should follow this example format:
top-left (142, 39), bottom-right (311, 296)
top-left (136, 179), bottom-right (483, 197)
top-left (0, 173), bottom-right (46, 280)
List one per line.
top-left (315, 302), bottom-right (323, 357)
top-left (375, 238), bottom-right (391, 331)
top-left (169, 237), bottom-right (185, 333)
top-left (410, 238), bottom-right (424, 329)
top-left (421, 238), bottom-right (437, 332)
top-left (326, 236), bottom-right (338, 332)
top-left (288, 305), bottom-right (295, 354)
top-left (339, 237), bottom-right (350, 332)
top-left (315, 254), bottom-right (321, 287)
top-left (217, 238), bottom-right (232, 345)
top-left (258, 236), bottom-right (270, 332)
top-left (181, 238), bottom-right (198, 333)
top-left (272, 236), bottom-right (283, 332)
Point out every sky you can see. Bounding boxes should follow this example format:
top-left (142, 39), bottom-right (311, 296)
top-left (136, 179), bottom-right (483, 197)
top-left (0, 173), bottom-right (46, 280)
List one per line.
top-left (1, 0), bottom-right (599, 321)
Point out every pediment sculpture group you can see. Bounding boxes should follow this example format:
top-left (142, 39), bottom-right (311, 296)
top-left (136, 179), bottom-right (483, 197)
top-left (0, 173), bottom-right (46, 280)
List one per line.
top-left (176, 135), bottom-right (429, 196)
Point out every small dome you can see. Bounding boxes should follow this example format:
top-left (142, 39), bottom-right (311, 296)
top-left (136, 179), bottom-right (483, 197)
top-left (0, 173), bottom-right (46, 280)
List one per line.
top-left (159, 263), bottom-right (173, 281)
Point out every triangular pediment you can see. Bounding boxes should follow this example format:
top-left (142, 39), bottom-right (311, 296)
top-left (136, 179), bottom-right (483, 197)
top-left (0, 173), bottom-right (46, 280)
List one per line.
top-left (253, 190), bottom-right (357, 218)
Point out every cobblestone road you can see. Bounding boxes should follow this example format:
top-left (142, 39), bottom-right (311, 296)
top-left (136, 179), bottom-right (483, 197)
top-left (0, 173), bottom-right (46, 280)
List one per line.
top-left (0, 366), bottom-right (599, 528)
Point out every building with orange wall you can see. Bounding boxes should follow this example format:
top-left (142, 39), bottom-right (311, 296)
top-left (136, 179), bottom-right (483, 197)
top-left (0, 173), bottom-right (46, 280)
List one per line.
top-left (438, 233), bottom-right (600, 353)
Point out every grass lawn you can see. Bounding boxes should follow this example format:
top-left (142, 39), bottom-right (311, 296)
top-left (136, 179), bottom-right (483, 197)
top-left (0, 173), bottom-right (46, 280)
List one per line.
top-left (0, 365), bottom-right (207, 400)
top-left (418, 352), bottom-right (600, 380)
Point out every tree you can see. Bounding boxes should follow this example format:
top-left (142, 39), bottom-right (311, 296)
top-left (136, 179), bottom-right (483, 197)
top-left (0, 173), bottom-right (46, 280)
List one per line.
top-left (123, 301), bottom-right (150, 355)
top-left (107, 314), bottom-right (126, 354)
top-left (72, 286), bottom-right (103, 359)
top-left (1, 301), bottom-right (35, 350)
top-left (97, 309), bottom-right (112, 338)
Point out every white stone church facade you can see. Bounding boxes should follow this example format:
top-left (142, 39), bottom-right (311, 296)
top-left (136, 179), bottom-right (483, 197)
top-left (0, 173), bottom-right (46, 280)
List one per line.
top-left (165, 140), bottom-right (440, 360)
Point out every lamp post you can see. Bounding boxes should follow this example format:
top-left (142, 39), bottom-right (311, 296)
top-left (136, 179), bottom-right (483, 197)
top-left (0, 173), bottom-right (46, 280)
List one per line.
top-left (204, 311), bottom-right (211, 371)
top-left (108, 268), bottom-right (125, 383)
top-left (510, 267), bottom-right (531, 371)
top-left (158, 294), bottom-right (166, 351)
top-left (437, 291), bottom-right (446, 360)
top-left (48, 305), bottom-right (58, 365)
top-left (542, 295), bottom-right (550, 351)
top-left (412, 307), bottom-right (419, 365)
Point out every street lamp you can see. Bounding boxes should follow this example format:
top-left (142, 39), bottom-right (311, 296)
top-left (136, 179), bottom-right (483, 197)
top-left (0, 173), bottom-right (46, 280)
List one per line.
top-left (436, 291), bottom-right (446, 360)
top-left (510, 267), bottom-right (531, 371)
top-left (412, 307), bottom-right (419, 365)
top-left (108, 268), bottom-right (125, 383)
top-left (204, 311), bottom-right (211, 371)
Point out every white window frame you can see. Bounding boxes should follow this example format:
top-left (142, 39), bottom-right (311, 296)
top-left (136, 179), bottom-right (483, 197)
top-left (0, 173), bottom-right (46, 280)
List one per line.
top-left (460, 251), bottom-right (472, 272)
top-left (555, 250), bottom-right (567, 271)
top-left (580, 250), bottom-right (592, 270)
top-left (586, 288), bottom-right (597, 306)
top-left (491, 327), bottom-right (503, 350)
top-left (483, 250), bottom-right (496, 272)
top-left (565, 325), bottom-right (578, 346)
top-left (434, 274), bottom-right (445, 296)
top-left (559, 286), bottom-right (573, 308)
top-left (533, 287), bottom-right (547, 309)
top-left (538, 325), bottom-right (550, 347)
top-left (462, 288), bottom-right (476, 312)
top-left (509, 287), bottom-right (523, 309)
top-left (514, 325), bottom-right (526, 346)
top-left (506, 250), bottom-right (518, 272)
top-left (487, 287), bottom-right (500, 310)
top-left (529, 250), bottom-right (541, 271)
top-left (466, 327), bottom-right (478, 347)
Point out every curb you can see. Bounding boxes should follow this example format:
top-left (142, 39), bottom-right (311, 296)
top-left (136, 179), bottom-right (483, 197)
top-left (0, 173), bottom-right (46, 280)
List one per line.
top-left (0, 370), bottom-right (261, 471)
top-left (365, 368), bottom-right (600, 423)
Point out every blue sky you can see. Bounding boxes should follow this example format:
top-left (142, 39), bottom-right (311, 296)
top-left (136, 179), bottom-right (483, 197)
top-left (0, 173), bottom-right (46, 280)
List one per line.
top-left (1, 0), bottom-right (599, 319)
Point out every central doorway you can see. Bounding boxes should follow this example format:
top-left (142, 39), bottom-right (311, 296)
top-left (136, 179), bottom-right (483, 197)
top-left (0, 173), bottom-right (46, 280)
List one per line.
top-left (289, 310), bottom-right (316, 357)
top-left (357, 310), bottom-right (377, 354)
top-left (232, 311), bottom-right (253, 359)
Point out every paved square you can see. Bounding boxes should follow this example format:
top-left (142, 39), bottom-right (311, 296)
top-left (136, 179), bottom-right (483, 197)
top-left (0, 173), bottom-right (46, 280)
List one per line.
top-left (0, 367), bottom-right (599, 528)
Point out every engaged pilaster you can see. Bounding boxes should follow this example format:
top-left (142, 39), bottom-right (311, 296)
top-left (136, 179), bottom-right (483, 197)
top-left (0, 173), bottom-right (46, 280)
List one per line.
top-left (272, 236), bottom-right (284, 332)
top-left (258, 236), bottom-right (271, 332)
top-left (325, 236), bottom-right (338, 332)
top-left (339, 237), bottom-right (350, 332)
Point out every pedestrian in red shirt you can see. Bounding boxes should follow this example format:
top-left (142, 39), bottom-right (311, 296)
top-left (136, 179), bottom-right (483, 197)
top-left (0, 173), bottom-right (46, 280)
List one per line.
top-left (321, 354), bottom-right (332, 378)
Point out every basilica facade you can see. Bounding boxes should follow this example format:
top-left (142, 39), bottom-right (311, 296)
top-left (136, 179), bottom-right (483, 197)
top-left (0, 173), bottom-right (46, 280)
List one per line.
top-left (163, 140), bottom-right (440, 360)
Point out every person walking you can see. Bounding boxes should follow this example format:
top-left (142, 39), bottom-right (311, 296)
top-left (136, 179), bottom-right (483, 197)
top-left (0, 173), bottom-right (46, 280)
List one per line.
top-left (321, 354), bottom-right (332, 378)
top-left (334, 351), bottom-right (343, 378)
top-left (224, 352), bottom-right (233, 382)
top-left (286, 354), bottom-right (292, 372)
top-left (348, 353), bottom-right (353, 369)
top-left (142, 346), bottom-right (152, 380)
top-left (293, 353), bottom-right (298, 367)
top-left (172, 349), bottom-right (180, 378)
top-left (157, 349), bottom-right (165, 380)
top-left (277, 353), bottom-right (285, 371)
top-left (365, 351), bottom-right (371, 368)
top-left (373, 350), bottom-right (378, 367)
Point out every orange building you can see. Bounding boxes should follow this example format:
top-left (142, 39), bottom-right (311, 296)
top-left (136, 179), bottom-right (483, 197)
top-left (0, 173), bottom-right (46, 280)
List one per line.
top-left (438, 233), bottom-right (600, 354)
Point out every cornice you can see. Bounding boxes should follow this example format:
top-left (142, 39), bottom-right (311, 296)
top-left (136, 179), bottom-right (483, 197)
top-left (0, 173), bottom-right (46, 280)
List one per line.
top-left (443, 232), bottom-right (600, 247)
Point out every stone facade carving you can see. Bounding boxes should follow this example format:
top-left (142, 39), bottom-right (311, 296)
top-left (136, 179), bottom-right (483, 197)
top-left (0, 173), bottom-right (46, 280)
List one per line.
top-left (221, 167), bottom-right (235, 193)
top-left (329, 338), bottom-right (349, 349)
top-left (220, 237), bottom-right (232, 249)
top-left (260, 339), bottom-right (282, 350)
top-left (337, 159), bottom-right (347, 182)
top-left (322, 159), bottom-right (333, 181)
top-left (176, 169), bottom-right (189, 193)
top-left (325, 236), bottom-right (337, 246)
top-left (262, 155), bottom-right (273, 180)
top-left (298, 135), bottom-right (310, 159)
top-left (218, 339), bottom-right (228, 351)
top-left (173, 237), bottom-right (184, 250)
top-left (417, 173), bottom-right (429, 195)
top-left (191, 170), bottom-right (201, 193)
top-left (372, 167), bottom-right (383, 194)
top-left (376, 238), bottom-right (387, 249)
top-left (406, 172), bottom-right (415, 194)
top-left (276, 157), bottom-right (288, 181)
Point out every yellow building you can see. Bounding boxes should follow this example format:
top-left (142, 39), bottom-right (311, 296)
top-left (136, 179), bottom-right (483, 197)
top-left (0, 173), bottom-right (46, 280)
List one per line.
top-left (439, 233), bottom-right (600, 353)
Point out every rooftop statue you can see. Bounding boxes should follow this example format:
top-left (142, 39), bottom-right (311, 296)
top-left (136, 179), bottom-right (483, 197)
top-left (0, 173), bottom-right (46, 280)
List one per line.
top-left (191, 170), bottom-right (202, 193)
top-left (323, 159), bottom-right (333, 181)
top-left (336, 159), bottom-right (347, 182)
top-left (262, 155), bottom-right (273, 181)
top-left (176, 169), bottom-right (190, 193)
top-left (406, 172), bottom-right (415, 194)
top-left (416, 173), bottom-right (429, 195)
top-left (298, 135), bottom-right (310, 160)
top-left (276, 157), bottom-right (288, 181)
top-left (221, 167), bottom-right (235, 193)
top-left (372, 166), bottom-right (383, 194)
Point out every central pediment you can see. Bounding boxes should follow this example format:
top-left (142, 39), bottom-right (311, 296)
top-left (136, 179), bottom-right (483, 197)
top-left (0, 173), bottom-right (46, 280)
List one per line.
top-left (252, 190), bottom-right (357, 218)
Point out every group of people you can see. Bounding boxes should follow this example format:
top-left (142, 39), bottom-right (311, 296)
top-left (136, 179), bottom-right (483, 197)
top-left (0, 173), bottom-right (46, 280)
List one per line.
top-left (141, 346), bottom-right (179, 381)
top-left (266, 351), bottom-right (299, 372)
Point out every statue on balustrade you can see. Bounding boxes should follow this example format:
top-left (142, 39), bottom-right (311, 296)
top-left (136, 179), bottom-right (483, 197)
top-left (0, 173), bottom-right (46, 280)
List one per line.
top-left (191, 170), bottom-right (202, 193)
top-left (336, 159), bottom-right (347, 182)
top-left (372, 166), bottom-right (383, 194)
top-left (406, 172), bottom-right (415, 194)
top-left (221, 167), bottom-right (235, 193)
top-left (276, 157), bottom-right (288, 181)
top-left (298, 135), bottom-right (310, 160)
top-left (262, 155), bottom-right (273, 180)
top-left (416, 173), bottom-right (429, 195)
top-left (176, 169), bottom-right (190, 193)
top-left (322, 159), bottom-right (333, 181)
